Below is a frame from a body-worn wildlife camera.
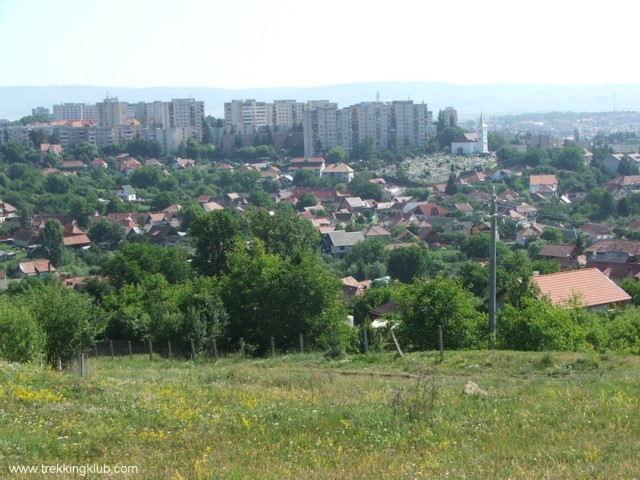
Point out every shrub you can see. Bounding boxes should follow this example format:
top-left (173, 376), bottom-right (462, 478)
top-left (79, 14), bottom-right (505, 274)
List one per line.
top-left (0, 298), bottom-right (46, 363)
top-left (497, 297), bottom-right (590, 351)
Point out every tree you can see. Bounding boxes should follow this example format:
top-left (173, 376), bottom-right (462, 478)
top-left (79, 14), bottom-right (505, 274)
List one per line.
top-left (88, 219), bottom-right (125, 247)
top-left (387, 246), bottom-right (431, 283)
top-left (348, 174), bottom-right (384, 202)
top-left (325, 146), bottom-right (347, 163)
top-left (242, 206), bottom-right (320, 257)
top-left (102, 243), bottom-right (190, 290)
top-left (42, 219), bottom-right (65, 266)
top-left (220, 241), bottom-right (345, 353)
top-left (541, 226), bottom-right (563, 243)
top-left (296, 192), bottom-right (317, 211)
top-left (357, 136), bottom-right (376, 160)
top-left (344, 239), bottom-right (390, 281)
top-left (189, 210), bottom-right (241, 277)
top-left (395, 276), bottom-right (485, 351)
top-left (445, 173), bottom-right (458, 195)
top-left (20, 280), bottom-right (107, 366)
top-left (1, 141), bottom-right (26, 163)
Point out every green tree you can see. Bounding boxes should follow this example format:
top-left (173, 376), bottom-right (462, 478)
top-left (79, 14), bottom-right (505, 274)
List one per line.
top-left (42, 219), bottom-right (65, 266)
top-left (1, 141), bottom-right (26, 163)
top-left (348, 174), bottom-right (384, 202)
top-left (325, 146), bottom-right (347, 163)
top-left (387, 246), bottom-right (432, 283)
top-left (220, 241), bottom-right (345, 353)
top-left (0, 296), bottom-right (46, 362)
top-left (190, 210), bottom-right (241, 277)
top-left (445, 173), bottom-right (458, 195)
top-left (88, 219), bottom-right (125, 247)
top-left (541, 226), bottom-right (563, 243)
top-left (344, 239), bottom-right (390, 281)
top-left (395, 276), bottom-right (485, 351)
top-left (20, 281), bottom-right (107, 366)
top-left (242, 206), bottom-right (320, 257)
top-left (296, 192), bottom-right (317, 211)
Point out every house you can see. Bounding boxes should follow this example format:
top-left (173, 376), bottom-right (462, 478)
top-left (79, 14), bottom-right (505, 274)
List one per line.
top-left (60, 160), bottom-right (86, 170)
top-left (144, 159), bottom-right (164, 168)
top-left (529, 174), bottom-right (558, 196)
top-left (516, 223), bottom-right (545, 247)
top-left (147, 225), bottom-right (182, 246)
top-left (119, 158), bottom-right (142, 175)
top-left (17, 260), bottom-right (57, 278)
top-left (323, 163), bottom-right (355, 182)
top-left (13, 230), bottom-right (40, 249)
top-left (363, 225), bottom-right (392, 240)
top-left (602, 153), bottom-right (628, 173)
top-left (411, 203), bottom-right (449, 219)
top-left (604, 175), bottom-right (640, 200)
top-left (336, 197), bottom-right (368, 213)
top-left (323, 230), bottom-right (365, 258)
top-left (89, 158), bottom-right (108, 169)
top-left (341, 276), bottom-right (371, 300)
top-left (538, 243), bottom-right (583, 269)
top-left (0, 200), bottom-right (17, 222)
top-left (531, 269), bottom-right (630, 310)
top-left (454, 202), bottom-right (474, 217)
top-left (116, 185), bottom-right (137, 202)
top-left (288, 157), bottom-right (325, 176)
top-left (172, 157), bottom-right (196, 170)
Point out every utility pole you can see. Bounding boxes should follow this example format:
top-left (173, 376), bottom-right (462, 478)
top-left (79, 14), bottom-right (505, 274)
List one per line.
top-left (488, 187), bottom-right (497, 341)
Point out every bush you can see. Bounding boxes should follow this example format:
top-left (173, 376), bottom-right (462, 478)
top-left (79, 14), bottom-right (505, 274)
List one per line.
top-left (497, 297), bottom-right (590, 351)
top-left (0, 298), bottom-right (46, 363)
top-left (603, 307), bottom-right (640, 354)
top-left (24, 282), bottom-right (107, 366)
top-left (395, 276), bottom-right (486, 351)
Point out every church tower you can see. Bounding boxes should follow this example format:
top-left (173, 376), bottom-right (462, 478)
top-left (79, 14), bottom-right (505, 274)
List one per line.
top-left (477, 111), bottom-right (488, 154)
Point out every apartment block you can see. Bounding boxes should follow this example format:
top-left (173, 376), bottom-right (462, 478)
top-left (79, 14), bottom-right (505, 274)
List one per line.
top-left (53, 103), bottom-right (96, 121)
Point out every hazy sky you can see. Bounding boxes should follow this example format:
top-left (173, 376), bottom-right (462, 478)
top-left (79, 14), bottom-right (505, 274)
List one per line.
top-left (1, 0), bottom-right (637, 88)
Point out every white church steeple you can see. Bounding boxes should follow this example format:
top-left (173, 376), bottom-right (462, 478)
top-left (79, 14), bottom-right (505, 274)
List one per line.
top-left (477, 111), bottom-right (488, 154)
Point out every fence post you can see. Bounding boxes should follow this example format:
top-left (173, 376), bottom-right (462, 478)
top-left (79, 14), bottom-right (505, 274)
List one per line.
top-left (270, 337), bottom-right (276, 357)
top-left (83, 353), bottom-right (89, 377)
top-left (128, 340), bottom-right (133, 358)
top-left (168, 340), bottom-right (173, 359)
top-left (77, 346), bottom-right (86, 378)
top-left (390, 328), bottom-right (405, 358)
top-left (149, 340), bottom-right (154, 360)
top-left (331, 327), bottom-right (340, 356)
top-left (363, 325), bottom-right (369, 354)
top-left (190, 339), bottom-right (196, 361)
top-left (438, 325), bottom-right (444, 363)
top-left (240, 338), bottom-right (245, 359)
top-left (109, 340), bottom-right (114, 359)
top-left (212, 339), bottom-right (219, 360)
top-left (94, 342), bottom-right (98, 357)
top-left (299, 333), bottom-right (304, 353)
top-left (56, 357), bottom-right (62, 372)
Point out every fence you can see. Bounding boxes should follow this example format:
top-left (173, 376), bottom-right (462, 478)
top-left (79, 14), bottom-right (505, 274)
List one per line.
top-left (72, 324), bottom-right (447, 377)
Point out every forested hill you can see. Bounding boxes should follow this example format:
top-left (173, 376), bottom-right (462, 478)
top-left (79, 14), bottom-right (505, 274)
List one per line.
top-left (2, 82), bottom-right (639, 120)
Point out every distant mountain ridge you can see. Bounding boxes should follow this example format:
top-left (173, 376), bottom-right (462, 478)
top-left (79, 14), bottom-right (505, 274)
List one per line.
top-left (1, 82), bottom-right (639, 121)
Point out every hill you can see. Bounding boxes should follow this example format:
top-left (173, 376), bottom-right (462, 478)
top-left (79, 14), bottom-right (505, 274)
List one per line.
top-left (2, 351), bottom-right (639, 478)
top-left (2, 82), bottom-right (639, 121)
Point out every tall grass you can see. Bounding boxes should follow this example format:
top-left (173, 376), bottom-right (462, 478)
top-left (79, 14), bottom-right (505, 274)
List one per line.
top-left (1, 351), bottom-right (639, 479)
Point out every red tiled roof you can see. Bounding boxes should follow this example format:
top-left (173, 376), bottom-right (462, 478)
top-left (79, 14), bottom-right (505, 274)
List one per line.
top-left (531, 268), bottom-right (630, 308)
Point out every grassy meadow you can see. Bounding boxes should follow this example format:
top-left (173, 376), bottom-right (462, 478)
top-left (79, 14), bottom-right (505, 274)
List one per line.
top-left (1, 351), bottom-right (639, 479)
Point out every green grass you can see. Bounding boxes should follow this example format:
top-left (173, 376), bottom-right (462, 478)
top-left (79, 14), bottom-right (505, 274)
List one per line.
top-left (1, 351), bottom-right (639, 479)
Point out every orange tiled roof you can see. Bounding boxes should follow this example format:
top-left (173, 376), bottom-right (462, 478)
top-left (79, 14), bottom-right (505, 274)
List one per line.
top-left (531, 268), bottom-right (630, 308)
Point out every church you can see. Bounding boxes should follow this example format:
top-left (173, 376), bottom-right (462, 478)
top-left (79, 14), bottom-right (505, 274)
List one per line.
top-left (451, 113), bottom-right (489, 154)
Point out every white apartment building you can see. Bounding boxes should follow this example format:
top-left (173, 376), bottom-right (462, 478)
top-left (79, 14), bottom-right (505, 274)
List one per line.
top-left (271, 100), bottom-right (305, 129)
top-left (224, 99), bottom-right (268, 129)
top-left (96, 97), bottom-right (128, 128)
top-left (53, 103), bottom-right (96, 121)
top-left (303, 100), bottom-right (430, 158)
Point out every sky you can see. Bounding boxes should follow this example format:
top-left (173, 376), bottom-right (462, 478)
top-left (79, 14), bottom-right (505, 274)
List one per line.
top-left (1, 0), bottom-right (638, 89)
